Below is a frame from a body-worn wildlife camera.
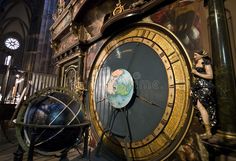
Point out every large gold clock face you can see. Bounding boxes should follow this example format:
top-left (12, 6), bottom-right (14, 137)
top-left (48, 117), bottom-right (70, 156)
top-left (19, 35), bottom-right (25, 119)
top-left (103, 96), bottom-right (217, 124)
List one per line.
top-left (88, 23), bottom-right (193, 160)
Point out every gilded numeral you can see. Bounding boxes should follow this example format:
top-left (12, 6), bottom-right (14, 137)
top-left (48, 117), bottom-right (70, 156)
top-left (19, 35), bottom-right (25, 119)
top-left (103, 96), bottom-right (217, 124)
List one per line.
top-left (161, 119), bottom-right (167, 125)
top-left (167, 66), bottom-right (172, 70)
top-left (170, 58), bottom-right (179, 64)
top-left (162, 132), bottom-right (171, 141)
top-left (167, 102), bottom-right (174, 108)
top-left (168, 52), bottom-right (180, 64)
top-left (144, 30), bottom-right (150, 38)
top-left (167, 51), bottom-right (175, 57)
top-left (159, 52), bottom-right (165, 58)
top-left (149, 31), bottom-right (156, 40)
top-left (175, 82), bottom-right (185, 85)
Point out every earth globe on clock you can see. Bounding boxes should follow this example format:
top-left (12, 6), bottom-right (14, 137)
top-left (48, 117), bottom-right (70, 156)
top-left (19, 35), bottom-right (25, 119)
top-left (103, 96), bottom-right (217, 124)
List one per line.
top-left (106, 69), bottom-right (134, 109)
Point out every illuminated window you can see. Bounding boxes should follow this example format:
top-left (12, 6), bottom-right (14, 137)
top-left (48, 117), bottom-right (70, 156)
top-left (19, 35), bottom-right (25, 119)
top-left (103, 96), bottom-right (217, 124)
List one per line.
top-left (4, 37), bottom-right (20, 50)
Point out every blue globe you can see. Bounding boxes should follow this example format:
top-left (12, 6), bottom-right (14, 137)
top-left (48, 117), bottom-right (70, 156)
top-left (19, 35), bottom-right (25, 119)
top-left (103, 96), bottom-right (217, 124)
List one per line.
top-left (16, 88), bottom-right (85, 154)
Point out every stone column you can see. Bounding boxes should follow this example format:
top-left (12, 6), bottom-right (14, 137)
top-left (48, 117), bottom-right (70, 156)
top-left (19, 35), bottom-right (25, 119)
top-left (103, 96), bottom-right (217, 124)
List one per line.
top-left (208, 0), bottom-right (236, 144)
top-left (77, 53), bottom-right (85, 83)
top-left (1, 56), bottom-right (12, 103)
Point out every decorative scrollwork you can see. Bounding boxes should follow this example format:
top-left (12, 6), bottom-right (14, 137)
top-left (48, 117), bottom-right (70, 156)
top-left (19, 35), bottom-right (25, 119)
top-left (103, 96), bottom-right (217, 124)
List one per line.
top-left (76, 81), bottom-right (86, 92)
top-left (50, 40), bottom-right (59, 51)
top-left (113, 0), bottom-right (125, 16)
top-left (70, 22), bottom-right (79, 35)
top-left (129, 0), bottom-right (150, 9)
top-left (58, 0), bottom-right (65, 15)
top-left (70, 23), bottom-right (90, 42)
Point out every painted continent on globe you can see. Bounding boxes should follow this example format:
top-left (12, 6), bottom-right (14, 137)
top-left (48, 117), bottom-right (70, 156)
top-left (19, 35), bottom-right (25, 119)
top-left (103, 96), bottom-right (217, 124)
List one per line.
top-left (106, 69), bottom-right (134, 109)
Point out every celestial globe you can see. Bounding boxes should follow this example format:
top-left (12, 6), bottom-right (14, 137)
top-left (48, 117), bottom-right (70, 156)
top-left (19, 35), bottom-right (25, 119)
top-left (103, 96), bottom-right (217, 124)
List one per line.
top-left (15, 87), bottom-right (85, 155)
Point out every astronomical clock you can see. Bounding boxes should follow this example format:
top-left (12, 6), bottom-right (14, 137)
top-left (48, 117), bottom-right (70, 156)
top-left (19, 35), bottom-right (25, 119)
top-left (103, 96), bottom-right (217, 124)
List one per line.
top-left (50, 0), bottom-right (194, 160)
top-left (15, 0), bottom-right (196, 160)
top-left (88, 22), bottom-right (192, 160)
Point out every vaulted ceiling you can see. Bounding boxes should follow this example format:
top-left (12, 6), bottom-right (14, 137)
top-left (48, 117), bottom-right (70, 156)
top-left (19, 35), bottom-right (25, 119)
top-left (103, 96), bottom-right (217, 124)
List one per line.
top-left (0, 0), bottom-right (32, 71)
top-left (0, 0), bottom-right (31, 39)
top-left (0, 0), bottom-right (48, 73)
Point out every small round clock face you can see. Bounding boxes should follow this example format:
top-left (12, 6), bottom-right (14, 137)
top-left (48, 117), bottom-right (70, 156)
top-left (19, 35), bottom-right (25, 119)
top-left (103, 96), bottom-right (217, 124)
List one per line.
top-left (88, 23), bottom-right (192, 160)
top-left (5, 37), bottom-right (20, 50)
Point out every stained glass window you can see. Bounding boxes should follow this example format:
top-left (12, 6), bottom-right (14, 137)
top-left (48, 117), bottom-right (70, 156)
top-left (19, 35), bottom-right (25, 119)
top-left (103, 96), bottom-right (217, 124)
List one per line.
top-left (4, 37), bottom-right (20, 50)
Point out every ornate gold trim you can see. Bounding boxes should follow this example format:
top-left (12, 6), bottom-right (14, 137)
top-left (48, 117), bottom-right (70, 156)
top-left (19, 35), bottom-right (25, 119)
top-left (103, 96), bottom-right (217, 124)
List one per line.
top-left (216, 130), bottom-right (236, 139)
top-left (113, 0), bottom-right (125, 16)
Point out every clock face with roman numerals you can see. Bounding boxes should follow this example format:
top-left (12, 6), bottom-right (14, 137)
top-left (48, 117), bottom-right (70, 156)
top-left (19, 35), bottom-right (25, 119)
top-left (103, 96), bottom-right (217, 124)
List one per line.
top-left (88, 23), bottom-right (193, 161)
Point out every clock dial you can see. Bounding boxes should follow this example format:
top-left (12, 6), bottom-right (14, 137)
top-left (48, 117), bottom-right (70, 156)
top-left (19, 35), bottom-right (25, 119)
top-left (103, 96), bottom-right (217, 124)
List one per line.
top-left (88, 23), bottom-right (193, 160)
top-left (5, 37), bottom-right (20, 50)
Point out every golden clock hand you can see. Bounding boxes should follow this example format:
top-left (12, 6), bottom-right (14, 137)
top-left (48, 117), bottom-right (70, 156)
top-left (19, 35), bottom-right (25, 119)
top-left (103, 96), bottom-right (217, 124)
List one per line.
top-left (135, 94), bottom-right (162, 109)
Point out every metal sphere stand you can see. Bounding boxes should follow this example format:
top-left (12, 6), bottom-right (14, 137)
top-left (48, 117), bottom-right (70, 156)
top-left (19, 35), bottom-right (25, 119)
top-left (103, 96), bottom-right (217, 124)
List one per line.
top-left (95, 107), bottom-right (134, 161)
top-left (13, 121), bottom-right (91, 161)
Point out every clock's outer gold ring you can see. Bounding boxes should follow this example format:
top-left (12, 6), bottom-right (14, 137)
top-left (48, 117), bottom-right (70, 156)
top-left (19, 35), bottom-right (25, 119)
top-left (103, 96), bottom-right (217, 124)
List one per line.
top-left (88, 22), bottom-right (193, 161)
